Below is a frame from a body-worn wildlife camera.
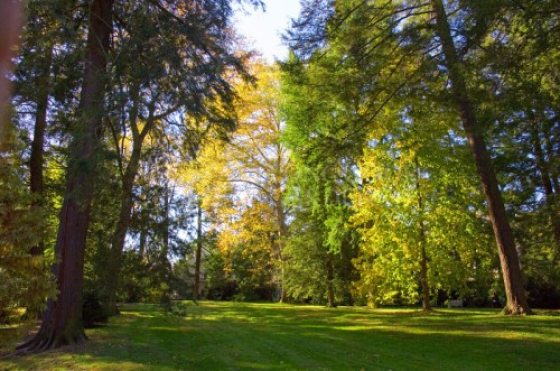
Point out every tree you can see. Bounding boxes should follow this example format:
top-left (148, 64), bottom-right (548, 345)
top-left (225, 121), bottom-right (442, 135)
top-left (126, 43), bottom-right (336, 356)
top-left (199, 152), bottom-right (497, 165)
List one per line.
top-left (17, 0), bottom-right (114, 352)
top-left (0, 125), bottom-right (55, 322)
top-left (475, 1), bottom-right (560, 307)
top-left (430, 0), bottom-right (529, 314)
top-left (11, 0), bottom-right (85, 259)
top-left (285, 0), bottom-right (539, 314)
top-left (350, 99), bottom-right (495, 309)
top-left (281, 53), bottom-right (362, 307)
top-left (96, 0), bottom-right (257, 313)
top-left (182, 62), bottom-right (291, 301)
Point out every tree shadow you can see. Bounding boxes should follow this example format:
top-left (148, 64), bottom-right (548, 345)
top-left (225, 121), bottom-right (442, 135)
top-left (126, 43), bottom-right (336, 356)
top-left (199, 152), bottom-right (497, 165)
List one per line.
top-left (1, 302), bottom-right (559, 370)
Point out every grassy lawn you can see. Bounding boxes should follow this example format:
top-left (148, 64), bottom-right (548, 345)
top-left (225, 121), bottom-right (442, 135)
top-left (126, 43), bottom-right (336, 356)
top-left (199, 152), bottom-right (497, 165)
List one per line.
top-left (1, 301), bottom-right (559, 370)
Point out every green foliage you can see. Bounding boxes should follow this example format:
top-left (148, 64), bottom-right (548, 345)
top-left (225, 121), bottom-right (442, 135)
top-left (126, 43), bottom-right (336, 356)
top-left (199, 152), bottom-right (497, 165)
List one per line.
top-left (1, 0), bottom-right (560, 353)
top-left (204, 244), bottom-right (235, 300)
top-left (280, 0), bottom-right (560, 310)
top-left (350, 104), bottom-right (496, 306)
top-left (281, 58), bottom-right (360, 305)
top-left (82, 290), bottom-right (109, 328)
top-left (165, 301), bottom-right (189, 317)
top-left (0, 126), bottom-right (55, 321)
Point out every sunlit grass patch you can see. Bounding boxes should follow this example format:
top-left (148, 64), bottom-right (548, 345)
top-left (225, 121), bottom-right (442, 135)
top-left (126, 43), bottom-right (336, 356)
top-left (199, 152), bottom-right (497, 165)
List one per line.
top-left (1, 302), bottom-right (559, 370)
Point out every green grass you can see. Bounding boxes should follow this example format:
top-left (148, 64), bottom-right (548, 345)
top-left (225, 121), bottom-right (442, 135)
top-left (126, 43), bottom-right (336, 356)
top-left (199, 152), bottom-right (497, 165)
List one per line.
top-left (1, 302), bottom-right (559, 370)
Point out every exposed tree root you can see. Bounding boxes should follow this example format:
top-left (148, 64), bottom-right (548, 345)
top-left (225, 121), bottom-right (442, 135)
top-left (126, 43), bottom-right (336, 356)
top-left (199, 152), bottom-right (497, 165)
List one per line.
top-left (15, 330), bottom-right (87, 355)
top-left (502, 305), bottom-right (534, 316)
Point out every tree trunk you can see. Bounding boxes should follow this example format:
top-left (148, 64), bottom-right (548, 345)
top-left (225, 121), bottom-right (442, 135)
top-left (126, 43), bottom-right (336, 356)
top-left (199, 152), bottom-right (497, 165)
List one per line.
top-left (530, 119), bottom-right (560, 253)
top-left (326, 255), bottom-right (336, 308)
top-left (415, 159), bottom-right (431, 311)
top-left (162, 182), bottom-right (171, 259)
top-left (543, 133), bottom-right (560, 195)
top-left (276, 201), bottom-right (288, 302)
top-left (193, 200), bottom-right (203, 300)
top-left (102, 88), bottom-right (151, 315)
top-left (139, 211), bottom-right (148, 258)
top-left (103, 142), bottom-right (142, 314)
top-left (419, 243), bottom-right (431, 311)
top-left (431, 0), bottom-right (530, 315)
top-left (16, 0), bottom-right (114, 353)
top-left (29, 43), bottom-right (53, 256)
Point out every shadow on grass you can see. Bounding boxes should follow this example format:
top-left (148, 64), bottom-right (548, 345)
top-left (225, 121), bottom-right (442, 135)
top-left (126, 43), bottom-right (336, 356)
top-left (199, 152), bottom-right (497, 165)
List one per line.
top-left (1, 302), bottom-right (559, 370)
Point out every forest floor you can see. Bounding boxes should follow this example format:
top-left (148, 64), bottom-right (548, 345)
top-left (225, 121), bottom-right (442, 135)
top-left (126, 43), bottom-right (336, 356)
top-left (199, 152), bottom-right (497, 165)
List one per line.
top-left (1, 301), bottom-right (559, 370)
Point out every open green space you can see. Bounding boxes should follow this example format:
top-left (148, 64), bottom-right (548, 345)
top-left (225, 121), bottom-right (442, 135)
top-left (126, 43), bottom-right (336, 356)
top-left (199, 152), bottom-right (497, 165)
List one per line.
top-left (1, 302), bottom-right (559, 370)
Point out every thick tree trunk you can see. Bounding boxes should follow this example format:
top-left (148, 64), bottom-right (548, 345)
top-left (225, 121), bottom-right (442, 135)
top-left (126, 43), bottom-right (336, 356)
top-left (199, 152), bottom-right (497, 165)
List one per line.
top-left (193, 201), bottom-right (203, 300)
top-left (431, 0), bottom-right (530, 315)
top-left (29, 44), bottom-right (53, 256)
top-left (16, 0), bottom-right (114, 353)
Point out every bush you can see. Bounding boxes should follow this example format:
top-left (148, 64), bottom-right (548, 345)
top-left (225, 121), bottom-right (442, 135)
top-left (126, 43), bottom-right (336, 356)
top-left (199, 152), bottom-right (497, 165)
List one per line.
top-left (82, 291), bottom-right (109, 328)
top-left (526, 279), bottom-right (560, 309)
top-left (166, 301), bottom-right (189, 317)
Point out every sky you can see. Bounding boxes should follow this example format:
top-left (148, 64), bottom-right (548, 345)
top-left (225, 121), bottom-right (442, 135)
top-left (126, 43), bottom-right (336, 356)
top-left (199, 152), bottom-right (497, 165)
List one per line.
top-left (233, 0), bottom-right (302, 62)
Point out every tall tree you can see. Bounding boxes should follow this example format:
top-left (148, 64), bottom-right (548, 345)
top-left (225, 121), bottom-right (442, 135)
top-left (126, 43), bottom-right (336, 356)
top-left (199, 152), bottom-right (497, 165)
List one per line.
top-left (430, 0), bottom-right (529, 314)
top-left (17, 0), bottom-right (114, 352)
top-left (182, 62), bottom-right (291, 301)
top-left (99, 0), bottom-right (257, 313)
top-left (285, 0), bottom-right (539, 314)
top-left (281, 53), bottom-right (362, 307)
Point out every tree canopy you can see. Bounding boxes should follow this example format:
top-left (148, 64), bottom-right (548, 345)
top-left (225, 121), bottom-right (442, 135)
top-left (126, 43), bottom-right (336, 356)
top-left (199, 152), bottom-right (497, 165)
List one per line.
top-left (1, 0), bottom-right (559, 355)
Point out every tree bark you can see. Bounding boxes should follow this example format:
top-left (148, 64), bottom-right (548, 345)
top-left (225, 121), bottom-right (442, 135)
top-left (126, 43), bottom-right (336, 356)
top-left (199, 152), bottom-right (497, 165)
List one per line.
top-left (162, 182), bottom-right (171, 259)
top-left (419, 241), bottom-right (431, 311)
top-left (139, 209), bottom-right (148, 258)
top-left (17, 0), bottom-right (114, 353)
top-left (193, 200), bottom-right (203, 300)
top-left (29, 43), bottom-right (53, 256)
top-left (415, 159), bottom-right (431, 311)
top-left (103, 142), bottom-right (142, 314)
top-left (102, 87), bottom-right (154, 315)
top-left (431, 0), bottom-right (531, 315)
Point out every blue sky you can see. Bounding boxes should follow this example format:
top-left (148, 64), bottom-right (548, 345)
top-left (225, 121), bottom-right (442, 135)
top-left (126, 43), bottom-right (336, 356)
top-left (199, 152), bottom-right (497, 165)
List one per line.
top-left (234, 0), bottom-right (302, 62)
